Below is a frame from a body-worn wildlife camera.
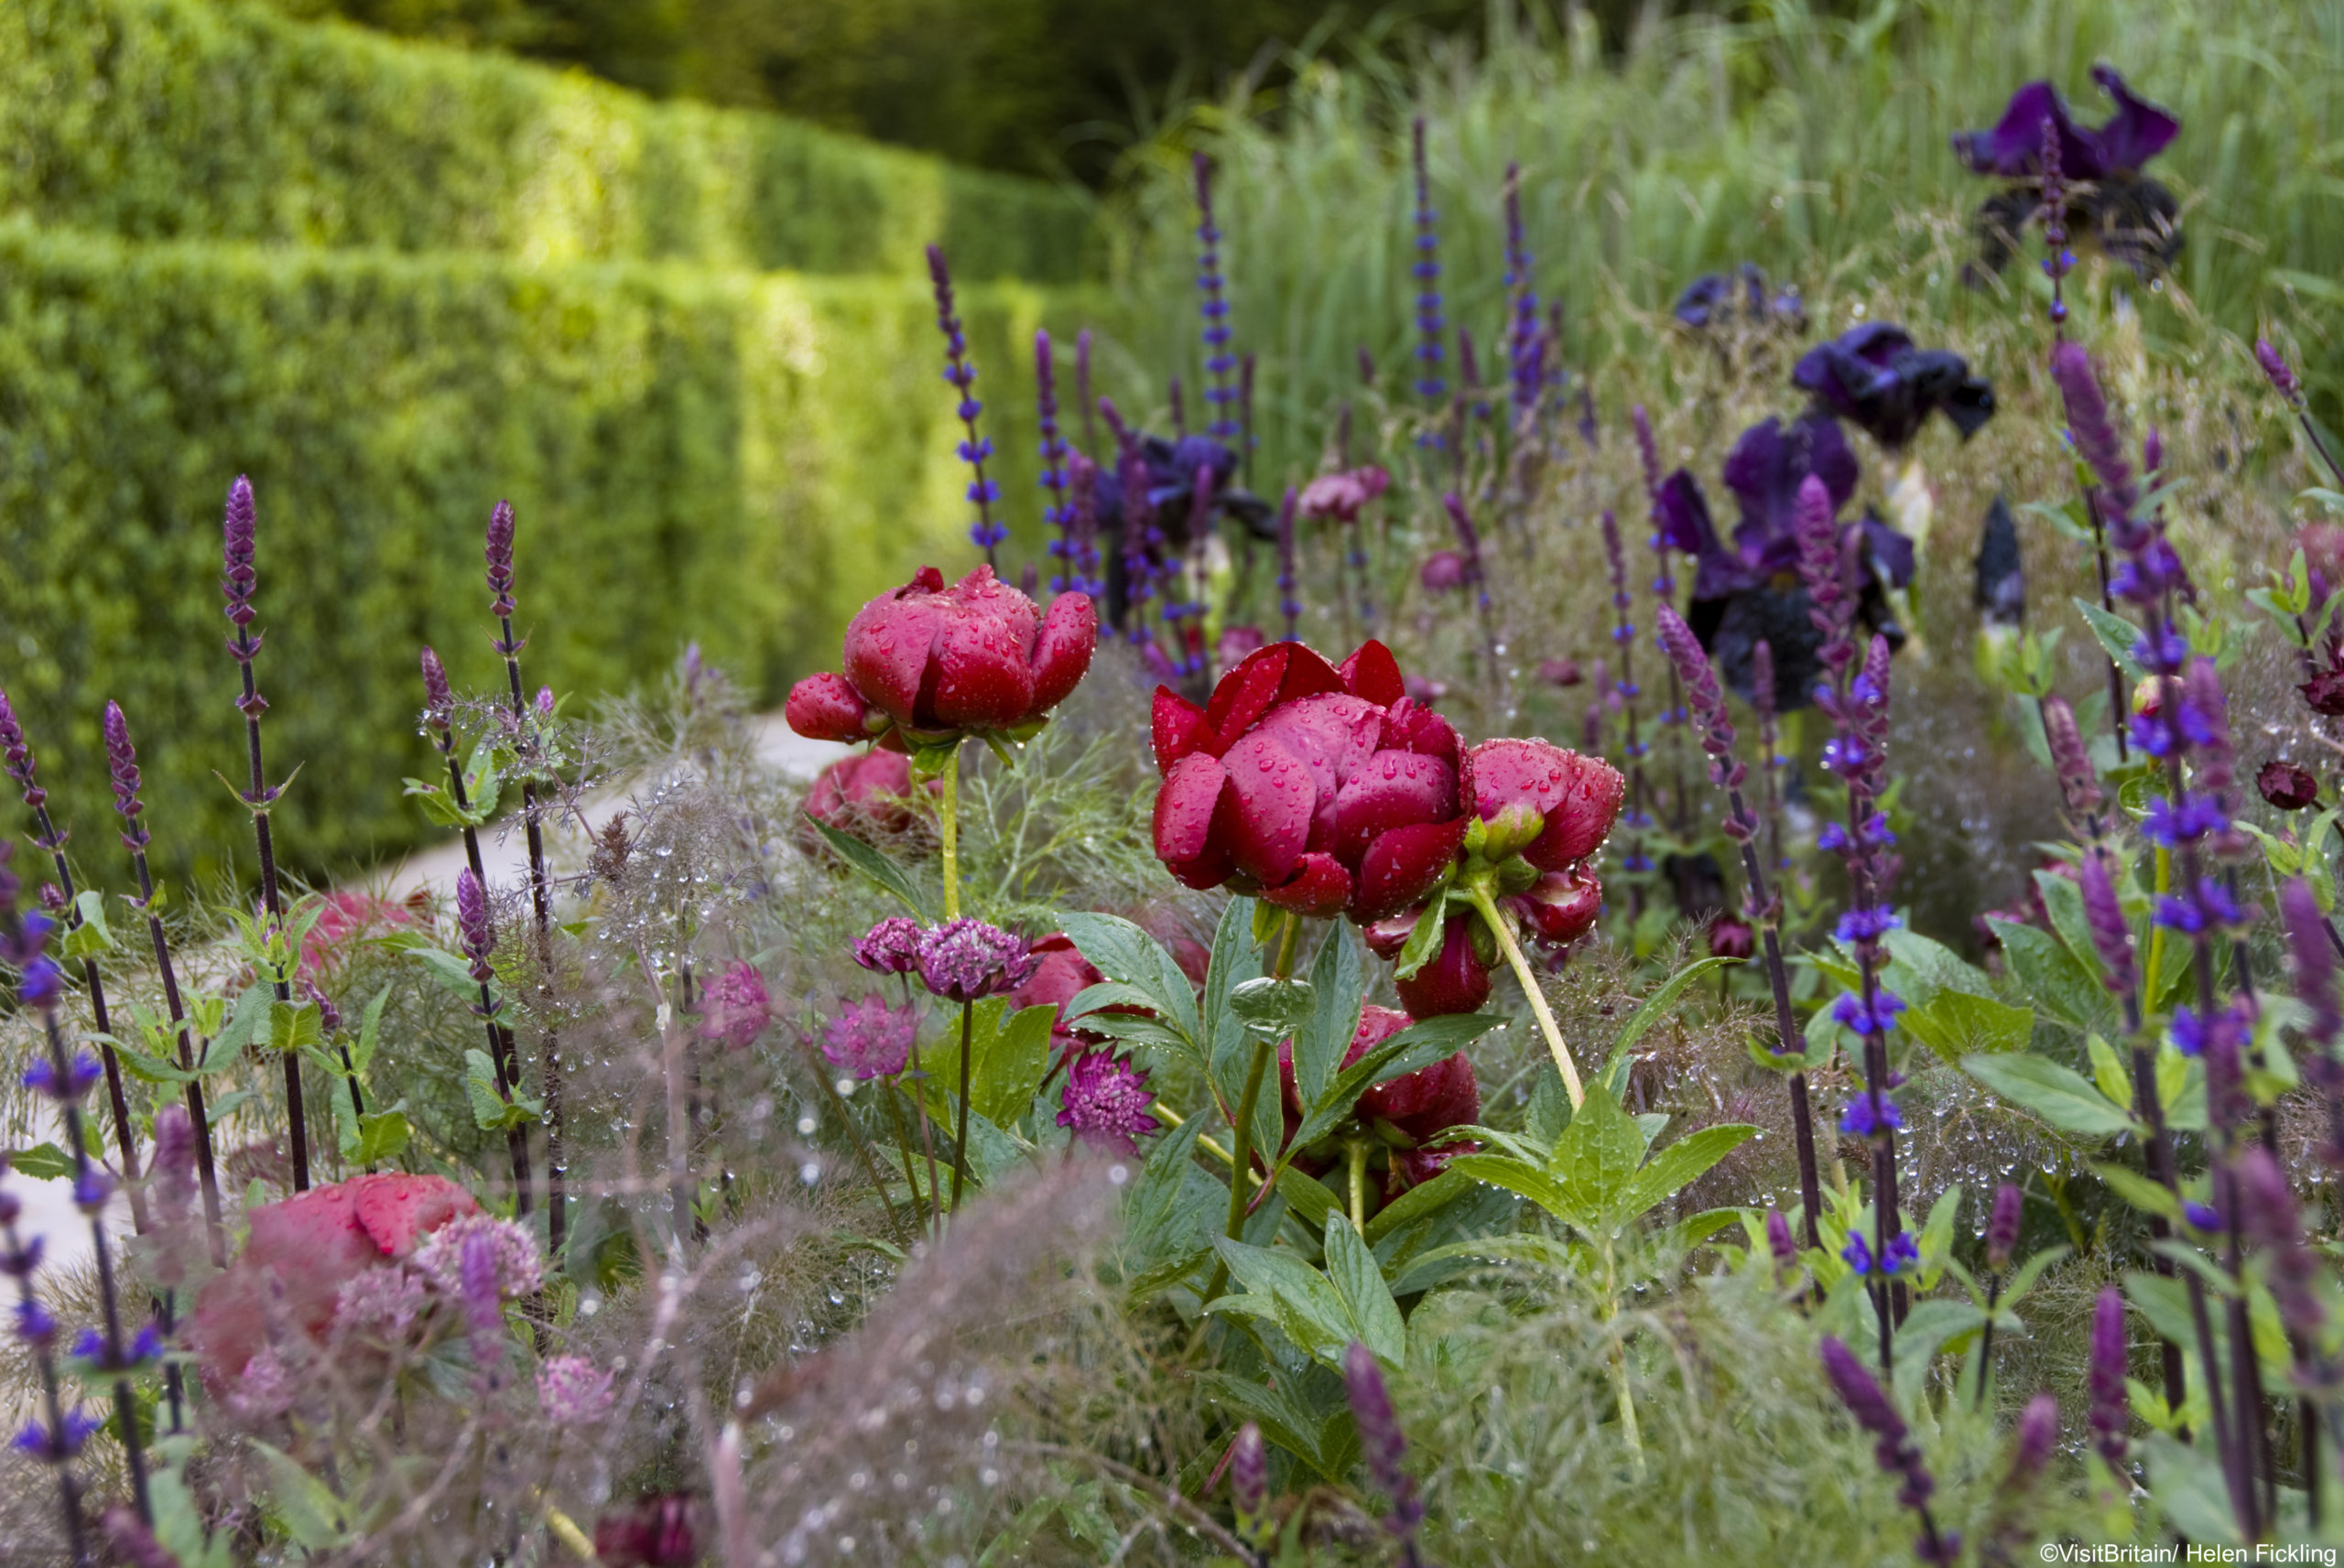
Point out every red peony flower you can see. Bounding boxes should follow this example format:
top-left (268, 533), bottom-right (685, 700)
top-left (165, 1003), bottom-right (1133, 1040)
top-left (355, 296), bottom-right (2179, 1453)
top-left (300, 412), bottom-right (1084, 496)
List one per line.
top-left (300, 890), bottom-right (422, 979)
top-left (1278, 1004), bottom-right (1480, 1196)
top-left (802, 749), bottom-right (931, 840)
top-left (1008, 933), bottom-right (1106, 1051)
top-left (1390, 913), bottom-right (1494, 1019)
top-left (785, 565), bottom-right (1097, 744)
top-left (1466, 738), bottom-right (1626, 873)
top-left (189, 1173), bottom-right (479, 1390)
top-left (1150, 640), bottom-right (1468, 924)
top-left (1299, 466), bottom-right (1392, 524)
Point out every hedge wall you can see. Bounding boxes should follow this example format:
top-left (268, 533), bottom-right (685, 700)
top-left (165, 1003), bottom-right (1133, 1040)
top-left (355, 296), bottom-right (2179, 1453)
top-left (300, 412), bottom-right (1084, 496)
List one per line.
top-left (0, 0), bottom-right (1092, 282)
top-left (0, 220), bottom-right (1110, 884)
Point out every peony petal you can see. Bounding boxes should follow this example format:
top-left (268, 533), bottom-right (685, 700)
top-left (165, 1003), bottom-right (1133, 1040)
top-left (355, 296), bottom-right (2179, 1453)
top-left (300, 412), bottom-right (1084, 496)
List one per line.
top-left (928, 579), bottom-right (1037, 730)
top-left (1332, 750), bottom-right (1459, 864)
top-left (1274, 643), bottom-right (1347, 706)
top-left (1152, 687), bottom-right (1212, 773)
top-left (842, 580), bottom-right (946, 728)
top-left (1394, 914), bottom-right (1492, 1018)
top-left (1260, 852), bottom-right (1353, 919)
top-left (1514, 870), bottom-right (1603, 945)
top-left (1336, 640), bottom-right (1406, 707)
top-left (1027, 591), bottom-right (1098, 719)
top-left (1468, 738), bottom-right (1626, 871)
top-left (1253, 693), bottom-right (1384, 849)
top-left (1381, 698), bottom-right (1461, 768)
top-left (1349, 817), bottom-right (1466, 924)
top-left (785, 672), bottom-right (874, 743)
top-left (1219, 731), bottom-right (1316, 886)
top-left (1204, 643), bottom-right (1295, 748)
top-left (1153, 752), bottom-right (1230, 866)
top-left (1360, 1050), bottom-right (1480, 1143)
top-left (352, 1172), bottom-right (482, 1258)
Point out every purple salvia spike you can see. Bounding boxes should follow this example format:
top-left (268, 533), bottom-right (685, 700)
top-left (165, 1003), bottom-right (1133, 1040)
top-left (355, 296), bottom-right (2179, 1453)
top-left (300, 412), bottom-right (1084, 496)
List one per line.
top-left (1357, 344), bottom-right (1375, 387)
top-left (1192, 153), bottom-right (1240, 441)
top-left (2143, 426), bottom-right (2163, 482)
top-left (1632, 404), bottom-right (1660, 499)
top-left (0, 689), bottom-right (42, 811)
top-left (103, 703), bottom-right (146, 852)
top-left (2088, 1287), bottom-right (2130, 1465)
top-left (2040, 694), bottom-right (2102, 818)
top-left (1765, 1210), bottom-right (1797, 1270)
top-left (1409, 116), bottom-right (1447, 421)
top-left (1819, 1335), bottom-right (1904, 1444)
top-left (2050, 341), bottom-right (2135, 509)
top-left (1275, 487), bottom-right (1300, 643)
top-left (1342, 1343), bottom-right (1424, 1543)
top-left (1794, 472), bottom-right (1845, 640)
top-left (926, 244), bottom-right (1004, 561)
top-left (2013, 1393), bottom-right (2060, 1478)
top-left (2182, 655), bottom-right (2238, 807)
top-left (420, 646), bottom-right (453, 731)
top-left (1655, 605), bottom-right (1743, 791)
top-left (222, 474), bottom-right (258, 632)
top-left (2283, 879), bottom-right (2339, 1047)
top-left (458, 868), bottom-right (495, 987)
top-left (2258, 340), bottom-right (2303, 406)
top-left (2076, 849), bottom-right (2137, 998)
top-left (460, 1224), bottom-right (505, 1392)
top-left (1985, 1182), bottom-right (2023, 1270)
top-left (486, 499), bottom-right (516, 621)
top-left (2040, 117), bottom-right (2072, 332)
top-left (2236, 1145), bottom-right (2327, 1346)
top-left (1230, 1422), bottom-right (1266, 1522)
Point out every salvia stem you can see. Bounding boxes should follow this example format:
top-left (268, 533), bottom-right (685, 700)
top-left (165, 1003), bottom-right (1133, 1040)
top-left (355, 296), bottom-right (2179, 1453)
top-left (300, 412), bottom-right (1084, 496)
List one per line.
top-left (493, 597), bottom-right (568, 1260)
top-left (937, 744), bottom-right (961, 921)
top-left (2, 1205), bottom-right (88, 1564)
top-left (1727, 791), bottom-right (1822, 1249)
top-left (126, 849), bottom-right (227, 1266)
top-left (438, 728), bottom-right (536, 1215)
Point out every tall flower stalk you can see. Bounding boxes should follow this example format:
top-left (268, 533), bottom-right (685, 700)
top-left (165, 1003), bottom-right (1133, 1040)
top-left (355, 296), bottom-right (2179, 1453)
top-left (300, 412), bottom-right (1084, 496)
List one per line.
top-left (1035, 330), bottom-right (1082, 596)
top-left (1634, 407), bottom-right (1690, 831)
top-left (1409, 118), bottom-right (1447, 449)
top-left (103, 704), bottom-right (226, 1266)
top-left (4, 843), bottom-right (151, 1525)
top-left (0, 692), bottom-right (143, 1231)
top-left (483, 501), bottom-right (567, 1259)
top-left (927, 245), bottom-right (1004, 566)
top-left (4, 1165), bottom-right (95, 1564)
top-left (424, 651), bottom-right (533, 1214)
top-left (1193, 154), bottom-right (1239, 442)
top-left (1656, 606), bottom-right (1823, 1247)
top-left (1502, 163), bottom-right (1541, 434)
top-left (2256, 338), bottom-right (2344, 488)
top-left (1601, 510), bottom-right (1654, 902)
top-left (1442, 492), bottom-right (1503, 685)
top-left (220, 476), bottom-right (313, 1189)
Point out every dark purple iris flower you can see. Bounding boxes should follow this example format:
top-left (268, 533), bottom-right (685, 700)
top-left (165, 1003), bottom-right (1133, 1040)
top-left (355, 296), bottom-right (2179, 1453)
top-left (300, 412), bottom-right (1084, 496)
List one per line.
top-left (1956, 67), bottom-right (2183, 281)
top-left (1673, 263), bottom-right (1805, 331)
top-left (1654, 415), bottom-right (1914, 710)
top-left (1791, 324), bottom-right (1994, 449)
top-left (1953, 66), bottom-right (2178, 179)
top-left (1094, 428), bottom-right (1274, 630)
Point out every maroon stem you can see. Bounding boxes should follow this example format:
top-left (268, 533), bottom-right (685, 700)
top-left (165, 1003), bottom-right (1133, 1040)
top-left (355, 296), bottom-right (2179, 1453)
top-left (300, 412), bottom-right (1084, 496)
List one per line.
top-left (236, 651), bottom-right (310, 1190)
top-left (1729, 788), bottom-right (1821, 1249)
top-left (30, 806), bottom-right (145, 1233)
top-left (498, 618), bottom-right (567, 1260)
top-left (128, 846), bottom-right (226, 1267)
top-left (436, 727), bottom-right (534, 1215)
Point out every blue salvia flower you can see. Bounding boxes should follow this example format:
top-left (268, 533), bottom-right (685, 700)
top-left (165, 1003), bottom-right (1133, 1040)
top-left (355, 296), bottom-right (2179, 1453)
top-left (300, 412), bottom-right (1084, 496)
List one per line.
top-left (1035, 330), bottom-right (1076, 594)
top-left (1192, 154), bottom-right (1239, 442)
top-left (926, 244), bottom-right (1004, 562)
top-left (1275, 488), bottom-right (1300, 643)
top-left (1409, 118), bottom-right (1447, 440)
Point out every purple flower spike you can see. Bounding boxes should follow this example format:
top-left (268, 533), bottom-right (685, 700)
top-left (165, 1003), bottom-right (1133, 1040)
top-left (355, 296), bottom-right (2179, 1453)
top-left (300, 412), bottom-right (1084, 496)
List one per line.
top-left (853, 916), bottom-right (926, 977)
top-left (1764, 1210), bottom-right (1797, 1271)
top-left (102, 701), bottom-right (148, 854)
top-left (1632, 405), bottom-right (1661, 499)
top-left (1342, 1342), bottom-right (1424, 1543)
top-left (1821, 1336), bottom-right (1957, 1561)
top-left (1655, 605), bottom-right (1745, 795)
top-left (1230, 1422), bottom-right (1267, 1524)
top-left (2258, 340), bottom-right (2304, 406)
top-left (222, 475), bottom-right (258, 631)
top-left (485, 499), bottom-right (516, 620)
top-left (457, 868), bottom-right (495, 987)
top-left (915, 918), bottom-right (1037, 1004)
top-left (2013, 1392), bottom-right (2060, 1478)
top-left (927, 245), bottom-right (1004, 557)
top-left (2088, 1286), bottom-right (2130, 1465)
top-left (2237, 1144), bottom-right (2327, 1346)
top-left (2076, 849), bottom-right (2137, 999)
top-left (420, 646), bottom-right (453, 731)
top-left (1985, 1182), bottom-right (2024, 1270)
top-left (2284, 879), bottom-right (2340, 1047)
top-left (820, 995), bottom-right (917, 1080)
top-left (2050, 341), bottom-right (2134, 510)
top-left (0, 691), bottom-right (40, 813)
top-left (1056, 1050), bottom-right (1160, 1155)
top-left (2040, 695), bottom-right (2101, 819)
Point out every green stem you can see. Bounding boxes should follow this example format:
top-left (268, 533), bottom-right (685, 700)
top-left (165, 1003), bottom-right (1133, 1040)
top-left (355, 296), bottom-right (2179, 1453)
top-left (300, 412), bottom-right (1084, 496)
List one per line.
top-left (1347, 1139), bottom-right (1370, 1231)
top-left (1199, 912), bottom-right (1305, 1309)
top-left (951, 1000), bottom-right (973, 1215)
top-left (1465, 884), bottom-right (1582, 1106)
top-left (939, 744), bottom-right (961, 921)
top-left (905, 1042), bottom-right (942, 1238)
top-left (2144, 844), bottom-right (2171, 994)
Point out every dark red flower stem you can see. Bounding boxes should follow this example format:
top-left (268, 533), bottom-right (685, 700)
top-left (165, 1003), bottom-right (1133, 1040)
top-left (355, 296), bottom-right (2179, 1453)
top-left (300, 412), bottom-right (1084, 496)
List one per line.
top-left (123, 843), bottom-right (226, 1267)
top-left (228, 628), bottom-right (315, 1193)
top-left (19, 799), bottom-right (145, 1233)
top-left (429, 709), bottom-right (534, 1215)
top-left (1726, 787), bottom-right (1821, 1249)
top-left (495, 611), bottom-right (567, 1260)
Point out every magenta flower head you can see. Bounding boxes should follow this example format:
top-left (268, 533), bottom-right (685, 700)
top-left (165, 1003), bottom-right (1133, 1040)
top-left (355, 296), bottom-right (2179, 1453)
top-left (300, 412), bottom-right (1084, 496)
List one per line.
top-left (537, 1355), bottom-right (615, 1423)
top-left (786, 566), bottom-right (1097, 745)
top-left (0, 690), bottom-right (40, 813)
top-left (2258, 339), bottom-right (2305, 406)
top-left (456, 868), bottom-right (495, 987)
top-left (915, 918), bottom-right (1039, 1004)
top-left (2075, 849), bottom-right (2137, 999)
top-left (2088, 1286), bottom-right (2130, 1465)
top-left (1056, 1049), bottom-right (1161, 1155)
top-left (1986, 1181), bottom-right (2024, 1271)
top-left (852, 916), bottom-right (925, 977)
top-left (485, 499), bottom-right (516, 620)
top-left (1418, 550), bottom-right (1466, 593)
top-left (819, 995), bottom-right (917, 1080)
top-left (1342, 1342), bottom-right (1424, 1543)
top-left (222, 474), bottom-right (258, 631)
top-left (1298, 466), bottom-right (1392, 524)
top-left (699, 961), bottom-right (771, 1050)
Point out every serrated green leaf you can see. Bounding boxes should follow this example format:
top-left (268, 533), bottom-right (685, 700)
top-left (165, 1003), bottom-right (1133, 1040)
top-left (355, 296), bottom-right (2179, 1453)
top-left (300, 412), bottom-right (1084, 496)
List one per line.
top-left (1059, 912), bottom-right (1203, 1050)
top-left (408, 944), bottom-right (492, 1006)
top-left (7, 1141), bottom-right (75, 1181)
top-left (351, 987), bottom-right (390, 1076)
top-left (1543, 1077), bottom-right (1646, 1222)
top-left (2073, 596), bottom-right (2146, 681)
top-left (1209, 1236), bottom-right (1354, 1364)
top-left (1614, 957), bottom-right (1739, 1057)
top-left (2086, 1033), bottom-right (2134, 1109)
top-left (463, 1048), bottom-right (538, 1131)
top-left (1364, 1166), bottom-right (1473, 1244)
top-left (1612, 1123), bottom-right (1759, 1226)
top-left (352, 1108), bottom-right (412, 1165)
top-left (1323, 1214), bottom-right (1405, 1368)
top-left (2092, 1161), bottom-right (2181, 1223)
top-left (1900, 989), bottom-right (2035, 1062)
top-left (1445, 1153), bottom-right (1579, 1224)
top-left (203, 983), bottom-right (273, 1071)
top-left (1987, 917), bottom-right (2108, 1030)
top-left (250, 1439), bottom-right (355, 1549)
top-left (1962, 1053), bottom-right (2136, 1135)
top-left (1296, 925), bottom-right (1364, 1110)
top-left (268, 999), bottom-right (324, 1055)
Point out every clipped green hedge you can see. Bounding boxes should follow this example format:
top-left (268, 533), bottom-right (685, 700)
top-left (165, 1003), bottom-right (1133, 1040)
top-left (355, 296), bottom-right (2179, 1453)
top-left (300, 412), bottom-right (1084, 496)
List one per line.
top-left (0, 219), bottom-right (1108, 884)
top-left (0, 0), bottom-right (1092, 282)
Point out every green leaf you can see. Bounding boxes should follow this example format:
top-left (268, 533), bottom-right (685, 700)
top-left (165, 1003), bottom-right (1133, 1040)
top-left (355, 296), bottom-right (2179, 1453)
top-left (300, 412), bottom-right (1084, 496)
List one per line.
top-left (1363, 1167), bottom-right (1474, 1245)
top-left (967, 1001), bottom-right (1056, 1128)
top-left (2092, 1161), bottom-right (2182, 1223)
top-left (1445, 1153), bottom-right (1579, 1224)
top-left (1208, 1237), bottom-right (1355, 1365)
top-left (267, 999), bottom-right (324, 1055)
top-left (407, 944), bottom-right (492, 1006)
top-left (2086, 1033), bottom-right (2134, 1109)
top-left (58, 890), bottom-right (114, 961)
top-left (1295, 925), bottom-right (1365, 1109)
top-left (2143, 1432), bottom-right (2244, 1546)
top-left (808, 820), bottom-right (935, 922)
top-left (464, 1048), bottom-right (539, 1131)
top-left (461, 741), bottom-right (502, 818)
top-left (1986, 918), bottom-right (2108, 1030)
top-left (1322, 1214), bottom-right (1405, 1368)
top-left (1890, 1298), bottom-right (1990, 1403)
top-left (1612, 1123), bottom-right (1759, 1226)
top-left (1390, 896), bottom-right (1448, 981)
top-left (2034, 868), bottom-right (2104, 981)
top-left (1228, 976), bottom-right (1316, 1037)
top-left (250, 1439), bottom-right (355, 1550)
top-left (202, 983), bottom-right (274, 1072)
top-left (7, 1141), bottom-right (75, 1181)
top-left (106, 1036), bottom-right (196, 1087)
top-left (350, 987), bottom-right (390, 1077)
top-left (351, 1108), bottom-right (413, 1165)
top-left (1544, 1077), bottom-right (1648, 1223)
top-left (2072, 596), bottom-right (2146, 682)
top-left (1899, 989), bottom-right (2035, 1062)
top-left (1613, 957), bottom-right (1739, 1057)
top-left (1059, 913), bottom-right (1202, 1049)
top-left (1961, 1053), bottom-right (2136, 1136)
top-left (1193, 1371), bottom-right (1338, 1481)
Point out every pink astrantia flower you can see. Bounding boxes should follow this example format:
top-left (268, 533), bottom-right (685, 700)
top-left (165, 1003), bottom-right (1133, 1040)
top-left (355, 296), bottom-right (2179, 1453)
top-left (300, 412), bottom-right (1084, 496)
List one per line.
top-left (698, 961), bottom-right (772, 1050)
top-left (414, 1214), bottom-right (543, 1302)
top-left (852, 916), bottom-right (926, 976)
top-left (916, 918), bottom-right (1040, 1003)
top-left (537, 1355), bottom-right (616, 1423)
top-left (1298, 466), bottom-right (1392, 524)
top-left (820, 995), bottom-right (917, 1080)
top-left (1057, 1051), bottom-right (1161, 1155)
top-left (1418, 551), bottom-right (1467, 593)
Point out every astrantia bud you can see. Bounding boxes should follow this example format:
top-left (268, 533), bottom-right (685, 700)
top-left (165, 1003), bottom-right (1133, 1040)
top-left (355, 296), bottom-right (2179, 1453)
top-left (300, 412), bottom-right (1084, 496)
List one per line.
top-left (698, 961), bottom-right (771, 1051)
top-left (852, 916), bottom-right (925, 977)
